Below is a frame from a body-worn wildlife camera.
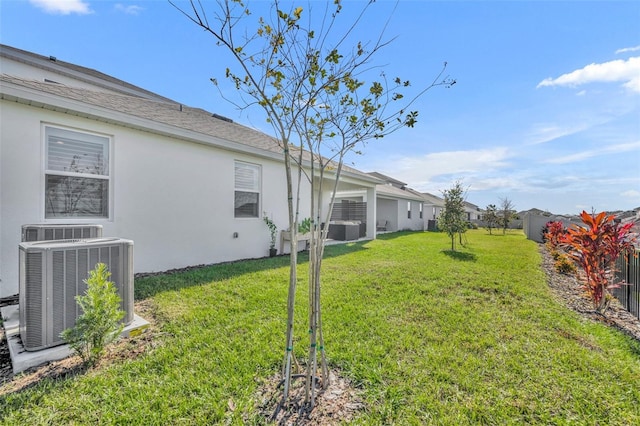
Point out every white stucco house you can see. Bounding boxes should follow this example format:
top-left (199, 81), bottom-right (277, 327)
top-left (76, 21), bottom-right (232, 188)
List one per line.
top-left (0, 44), bottom-right (379, 298)
top-left (463, 201), bottom-right (483, 222)
top-left (367, 173), bottom-right (426, 232)
top-left (421, 192), bottom-right (444, 231)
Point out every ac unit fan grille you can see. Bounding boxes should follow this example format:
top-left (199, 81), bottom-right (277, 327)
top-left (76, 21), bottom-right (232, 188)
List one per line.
top-left (24, 252), bottom-right (44, 350)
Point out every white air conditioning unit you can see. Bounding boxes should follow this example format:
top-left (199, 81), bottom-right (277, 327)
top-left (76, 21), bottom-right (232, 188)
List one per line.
top-left (19, 238), bottom-right (134, 351)
top-left (22, 224), bottom-right (103, 242)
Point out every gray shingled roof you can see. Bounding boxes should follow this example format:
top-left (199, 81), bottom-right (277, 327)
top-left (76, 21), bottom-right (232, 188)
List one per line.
top-left (366, 171), bottom-right (407, 187)
top-left (421, 192), bottom-right (445, 206)
top-left (0, 44), bottom-right (174, 102)
top-left (1, 74), bottom-right (283, 153)
top-left (376, 184), bottom-right (425, 202)
top-left (1, 73), bottom-right (376, 182)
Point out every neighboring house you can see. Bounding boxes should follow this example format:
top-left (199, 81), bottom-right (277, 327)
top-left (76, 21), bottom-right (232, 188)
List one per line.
top-left (0, 44), bottom-right (379, 298)
top-left (421, 192), bottom-right (444, 230)
top-left (615, 208), bottom-right (640, 236)
top-left (367, 172), bottom-right (426, 232)
top-left (330, 171), bottom-right (425, 233)
top-left (522, 211), bottom-right (581, 243)
top-left (463, 201), bottom-right (482, 222)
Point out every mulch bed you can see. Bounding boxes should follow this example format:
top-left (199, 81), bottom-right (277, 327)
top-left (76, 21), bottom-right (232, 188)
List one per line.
top-left (538, 245), bottom-right (640, 341)
top-left (2, 244), bottom-right (640, 423)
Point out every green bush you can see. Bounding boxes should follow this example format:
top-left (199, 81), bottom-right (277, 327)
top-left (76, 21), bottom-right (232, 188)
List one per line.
top-left (298, 217), bottom-right (312, 234)
top-left (554, 255), bottom-right (577, 276)
top-left (60, 263), bottom-right (125, 367)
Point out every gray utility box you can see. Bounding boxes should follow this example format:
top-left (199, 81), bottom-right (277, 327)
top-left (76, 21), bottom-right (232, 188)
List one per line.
top-left (19, 238), bottom-right (133, 351)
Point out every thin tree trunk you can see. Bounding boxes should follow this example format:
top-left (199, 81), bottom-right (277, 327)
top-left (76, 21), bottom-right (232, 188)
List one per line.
top-left (281, 141), bottom-right (298, 403)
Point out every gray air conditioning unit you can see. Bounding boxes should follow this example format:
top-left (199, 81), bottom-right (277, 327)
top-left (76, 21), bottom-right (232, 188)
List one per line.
top-left (19, 238), bottom-right (134, 351)
top-left (21, 224), bottom-right (103, 242)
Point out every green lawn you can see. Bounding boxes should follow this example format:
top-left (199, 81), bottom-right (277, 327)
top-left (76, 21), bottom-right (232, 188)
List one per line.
top-left (2, 230), bottom-right (640, 424)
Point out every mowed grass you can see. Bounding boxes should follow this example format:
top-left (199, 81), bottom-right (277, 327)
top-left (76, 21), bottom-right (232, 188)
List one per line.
top-left (2, 230), bottom-right (640, 424)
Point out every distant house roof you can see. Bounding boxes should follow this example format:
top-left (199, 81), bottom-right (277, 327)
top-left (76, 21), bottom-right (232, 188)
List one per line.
top-left (376, 184), bottom-right (425, 202)
top-left (366, 172), bottom-right (407, 188)
top-left (421, 192), bottom-right (445, 207)
top-left (463, 201), bottom-right (480, 211)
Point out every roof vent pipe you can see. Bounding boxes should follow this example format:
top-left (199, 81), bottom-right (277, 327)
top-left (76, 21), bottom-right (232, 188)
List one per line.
top-left (212, 113), bottom-right (233, 123)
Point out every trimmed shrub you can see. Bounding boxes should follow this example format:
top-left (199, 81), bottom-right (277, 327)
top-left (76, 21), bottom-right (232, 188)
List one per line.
top-left (554, 254), bottom-right (577, 275)
top-left (60, 263), bottom-right (125, 366)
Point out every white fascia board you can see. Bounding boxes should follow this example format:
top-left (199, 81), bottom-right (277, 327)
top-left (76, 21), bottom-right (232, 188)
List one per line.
top-left (320, 168), bottom-right (381, 188)
top-left (376, 187), bottom-right (424, 202)
top-left (334, 189), bottom-right (367, 198)
top-left (377, 193), bottom-right (425, 202)
top-left (0, 82), bottom-right (284, 163)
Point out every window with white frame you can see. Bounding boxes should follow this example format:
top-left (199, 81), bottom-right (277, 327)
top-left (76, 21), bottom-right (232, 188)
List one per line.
top-left (419, 203), bottom-right (423, 219)
top-left (407, 201), bottom-right (412, 219)
top-left (234, 161), bottom-right (261, 218)
top-left (44, 126), bottom-right (110, 219)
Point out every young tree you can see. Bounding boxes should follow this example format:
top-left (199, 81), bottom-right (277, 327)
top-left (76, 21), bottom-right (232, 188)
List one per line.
top-left (484, 204), bottom-right (498, 235)
top-left (439, 181), bottom-right (467, 251)
top-left (498, 197), bottom-right (515, 235)
top-left (172, 0), bottom-right (454, 412)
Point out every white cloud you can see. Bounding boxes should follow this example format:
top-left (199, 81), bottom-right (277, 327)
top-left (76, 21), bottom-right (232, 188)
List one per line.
top-left (380, 147), bottom-right (512, 190)
top-left (115, 4), bottom-right (143, 15)
top-left (537, 56), bottom-right (640, 93)
top-left (545, 140), bottom-right (640, 164)
top-left (526, 123), bottom-right (590, 145)
top-left (621, 189), bottom-right (640, 199)
top-left (616, 46), bottom-right (640, 54)
top-left (29, 0), bottom-right (92, 15)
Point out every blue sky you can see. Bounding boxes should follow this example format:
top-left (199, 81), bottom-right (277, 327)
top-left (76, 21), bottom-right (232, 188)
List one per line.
top-left (1, 0), bottom-right (639, 214)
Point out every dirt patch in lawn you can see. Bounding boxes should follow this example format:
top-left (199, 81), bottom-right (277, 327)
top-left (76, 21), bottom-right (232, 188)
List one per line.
top-left (0, 299), bottom-right (159, 395)
top-left (254, 369), bottom-right (365, 425)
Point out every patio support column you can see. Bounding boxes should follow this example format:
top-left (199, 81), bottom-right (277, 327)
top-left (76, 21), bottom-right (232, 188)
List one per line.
top-left (366, 186), bottom-right (377, 239)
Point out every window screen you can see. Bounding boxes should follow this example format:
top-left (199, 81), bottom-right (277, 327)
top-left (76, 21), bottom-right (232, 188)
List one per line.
top-left (45, 126), bottom-right (110, 218)
top-left (234, 161), bottom-right (260, 218)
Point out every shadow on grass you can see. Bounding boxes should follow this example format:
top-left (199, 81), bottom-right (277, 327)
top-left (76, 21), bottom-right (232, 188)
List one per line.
top-left (441, 250), bottom-right (477, 262)
top-left (375, 230), bottom-right (424, 241)
top-left (134, 240), bottom-right (369, 300)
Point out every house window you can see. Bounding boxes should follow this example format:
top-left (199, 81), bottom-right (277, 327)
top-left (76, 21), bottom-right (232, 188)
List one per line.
top-left (419, 203), bottom-right (423, 219)
top-left (407, 201), bottom-right (412, 219)
top-left (45, 126), bottom-right (110, 219)
top-left (234, 161), bottom-right (261, 218)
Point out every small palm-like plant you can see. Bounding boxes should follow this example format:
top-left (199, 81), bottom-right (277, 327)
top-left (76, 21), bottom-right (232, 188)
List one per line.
top-left (60, 263), bottom-right (124, 366)
top-left (561, 211), bottom-right (636, 314)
